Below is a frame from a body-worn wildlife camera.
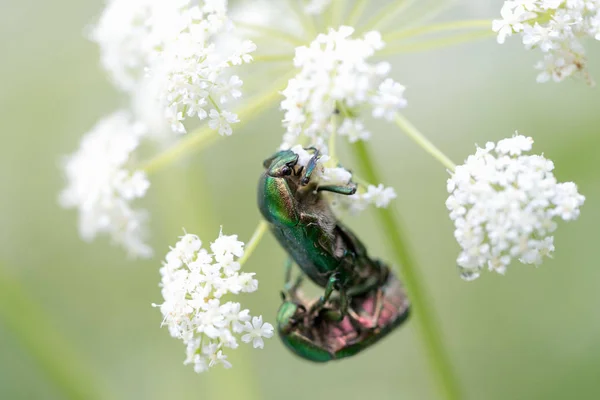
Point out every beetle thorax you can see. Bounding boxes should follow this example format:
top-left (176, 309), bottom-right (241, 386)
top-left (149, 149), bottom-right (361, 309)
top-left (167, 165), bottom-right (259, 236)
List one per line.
top-left (290, 177), bottom-right (337, 238)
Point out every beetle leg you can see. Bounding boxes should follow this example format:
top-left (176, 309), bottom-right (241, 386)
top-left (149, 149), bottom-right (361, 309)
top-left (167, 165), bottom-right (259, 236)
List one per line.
top-left (290, 275), bottom-right (304, 295)
top-left (369, 288), bottom-right (385, 330)
top-left (309, 273), bottom-right (340, 315)
top-left (337, 285), bottom-right (349, 320)
top-left (300, 149), bottom-right (321, 185)
top-left (283, 258), bottom-right (305, 302)
top-left (317, 184), bottom-right (357, 196)
top-left (318, 308), bottom-right (343, 322)
top-left (283, 257), bottom-right (293, 292)
top-left (320, 274), bottom-right (338, 304)
top-left (347, 308), bottom-right (370, 329)
top-left (318, 288), bottom-right (347, 323)
top-left (284, 257), bottom-right (293, 287)
top-left (346, 275), bottom-right (380, 298)
top-left (299, 211), bottom-right (320, 227)
top-left (345, 287), bottom-right (385, 332)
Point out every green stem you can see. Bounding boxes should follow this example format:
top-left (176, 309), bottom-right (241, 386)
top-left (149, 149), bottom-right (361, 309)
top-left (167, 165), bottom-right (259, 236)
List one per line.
top-left (231, 20), bottom-right (305, 46)
top-left (379, 30), bottom-right (495, 55)
top-left (330, 0), bottom-right (345, 27)
top-left (359, 0), bottom-right (416, 33)
top-left (393, 113), bottom-right (456, 171)
top-left (398, 0), bottom-right (453, 31)
top-left (140, 72), bottom-right (293, 175)
top-left (349, 172), bottom-right (371, 188)
top-left (208, 95), bottom-right (222, 113)
top-left (384, 19), bottom-right (492, 42)
top-left (349, 142), bottom-right (461, 400)
top-left (238, 221), bottom-right (269, 266)
top-left (347, 0), bottom-right (368, 27)
top-left (289, 0), bottom-right (318, 39)
top-left (0, 267), bottom-right (107, 400)
top-left (327, 116), bottom-right (338, 165)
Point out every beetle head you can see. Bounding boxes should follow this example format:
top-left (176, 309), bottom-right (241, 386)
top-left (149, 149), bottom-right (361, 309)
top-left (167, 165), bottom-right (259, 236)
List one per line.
top-left (276, 300), bottom-right (307, 335)
top-left (263, 150), bottom-right (299, 177)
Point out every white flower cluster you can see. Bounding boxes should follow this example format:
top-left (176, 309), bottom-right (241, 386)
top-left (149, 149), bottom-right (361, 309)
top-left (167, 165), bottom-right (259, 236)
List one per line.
top-left (92, 0), bottom-right (255, 135)
top-left (291, 146), bottom-right (397, 213)
top-left (304, 0), bottom-right (332, 14)
top-left (446, 135), bottom-right (585, 280)
top-left (153, 231), bottom-right (273, 373)
top-left (59, 112), bottom-right (152, 258)
top-left (493, 0), bottom-right (600, 83)
top-left (280, 26), bottom-right (407, 151)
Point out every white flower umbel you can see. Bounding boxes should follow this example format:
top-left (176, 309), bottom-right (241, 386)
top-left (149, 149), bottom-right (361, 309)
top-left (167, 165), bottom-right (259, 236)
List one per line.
top-left (493, 0), bottom-right (600, 83)
top-left (280, 26), bottom-right (407, 151)
top-left (93, 0), bottom-right (255, 134)
top-left (59, 111), bottom-right (152, 258)
top-left (446, 134), bottom-right (585, 281)
top-left (153, 230), bottom-right (273, 373)
top-left (290, 146), bottom-right (397, 214)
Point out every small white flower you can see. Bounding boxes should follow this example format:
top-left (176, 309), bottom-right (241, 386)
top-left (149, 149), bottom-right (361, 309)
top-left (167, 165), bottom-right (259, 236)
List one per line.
top-left (534, 51), bottom-right (583, 83)
top-left (446, 134), bottom-right (585, 280)
top-left (338, 119), bottom-right (371, 143)
top-left (154, 229), bottom-right (272, 373)
top-left (203, 344), bottom-right (232, 369)
top-left (208, 109), bottom-right (239, 136)
top-left (211, 230), bottom-right (245, 259)
top-left (371, 79), bottom-right (408, 121)
top-left (321, 167), bottom-right (353, 186)
top-left (59, 111), bottom-right (152, 258)
top-left (331, 184), bottom-right (397, 215)
top-left (492, 4), bottom-right (535, 44)
top-left (241, 316), bottom-right (274, 349)
top-left (522, 23), bottom-right (560, 51)
top-left (495, 133), bottom-right (533, 155)
top-left (363, 184), bottom-right (398, 208)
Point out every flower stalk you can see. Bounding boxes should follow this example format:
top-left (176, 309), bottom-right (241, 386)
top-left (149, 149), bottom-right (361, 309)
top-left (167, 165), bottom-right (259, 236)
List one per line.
top-left (350, 141), bottom-right (461, 400)
top-left (380, 30), bottom-right (496, 55)
top-left (360, 0), bottom-right (416, 33)
top-left (238, 221), bottom-right (269, 266)
top-left (384, 20), bottom-right (493, 42)
top-left (393, 113), bottom-right (456, 171)
top-left (347, 0), bottom-right (368, 27)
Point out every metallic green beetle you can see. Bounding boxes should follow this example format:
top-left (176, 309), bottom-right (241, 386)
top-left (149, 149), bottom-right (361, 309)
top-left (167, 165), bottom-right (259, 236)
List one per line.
top-left (276, 271), bottom-right (410, 362)
top-left (258, 148), bottom-right (388, 317)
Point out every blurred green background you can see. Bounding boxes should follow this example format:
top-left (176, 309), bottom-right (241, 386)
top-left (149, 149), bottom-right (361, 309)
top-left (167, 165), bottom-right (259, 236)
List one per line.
top-left (1, 0), bottom-right (599, 399)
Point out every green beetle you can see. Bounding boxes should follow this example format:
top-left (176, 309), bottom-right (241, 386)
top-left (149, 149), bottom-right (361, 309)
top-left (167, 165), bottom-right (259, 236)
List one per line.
top-left (277, 271), bottom-right (410, 362)
top-left (258, 148), bottom-right (388, 318)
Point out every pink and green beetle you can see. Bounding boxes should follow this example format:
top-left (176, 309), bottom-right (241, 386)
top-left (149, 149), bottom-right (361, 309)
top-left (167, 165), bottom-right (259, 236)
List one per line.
top-left (276, 271), bottom-right (410, 362)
